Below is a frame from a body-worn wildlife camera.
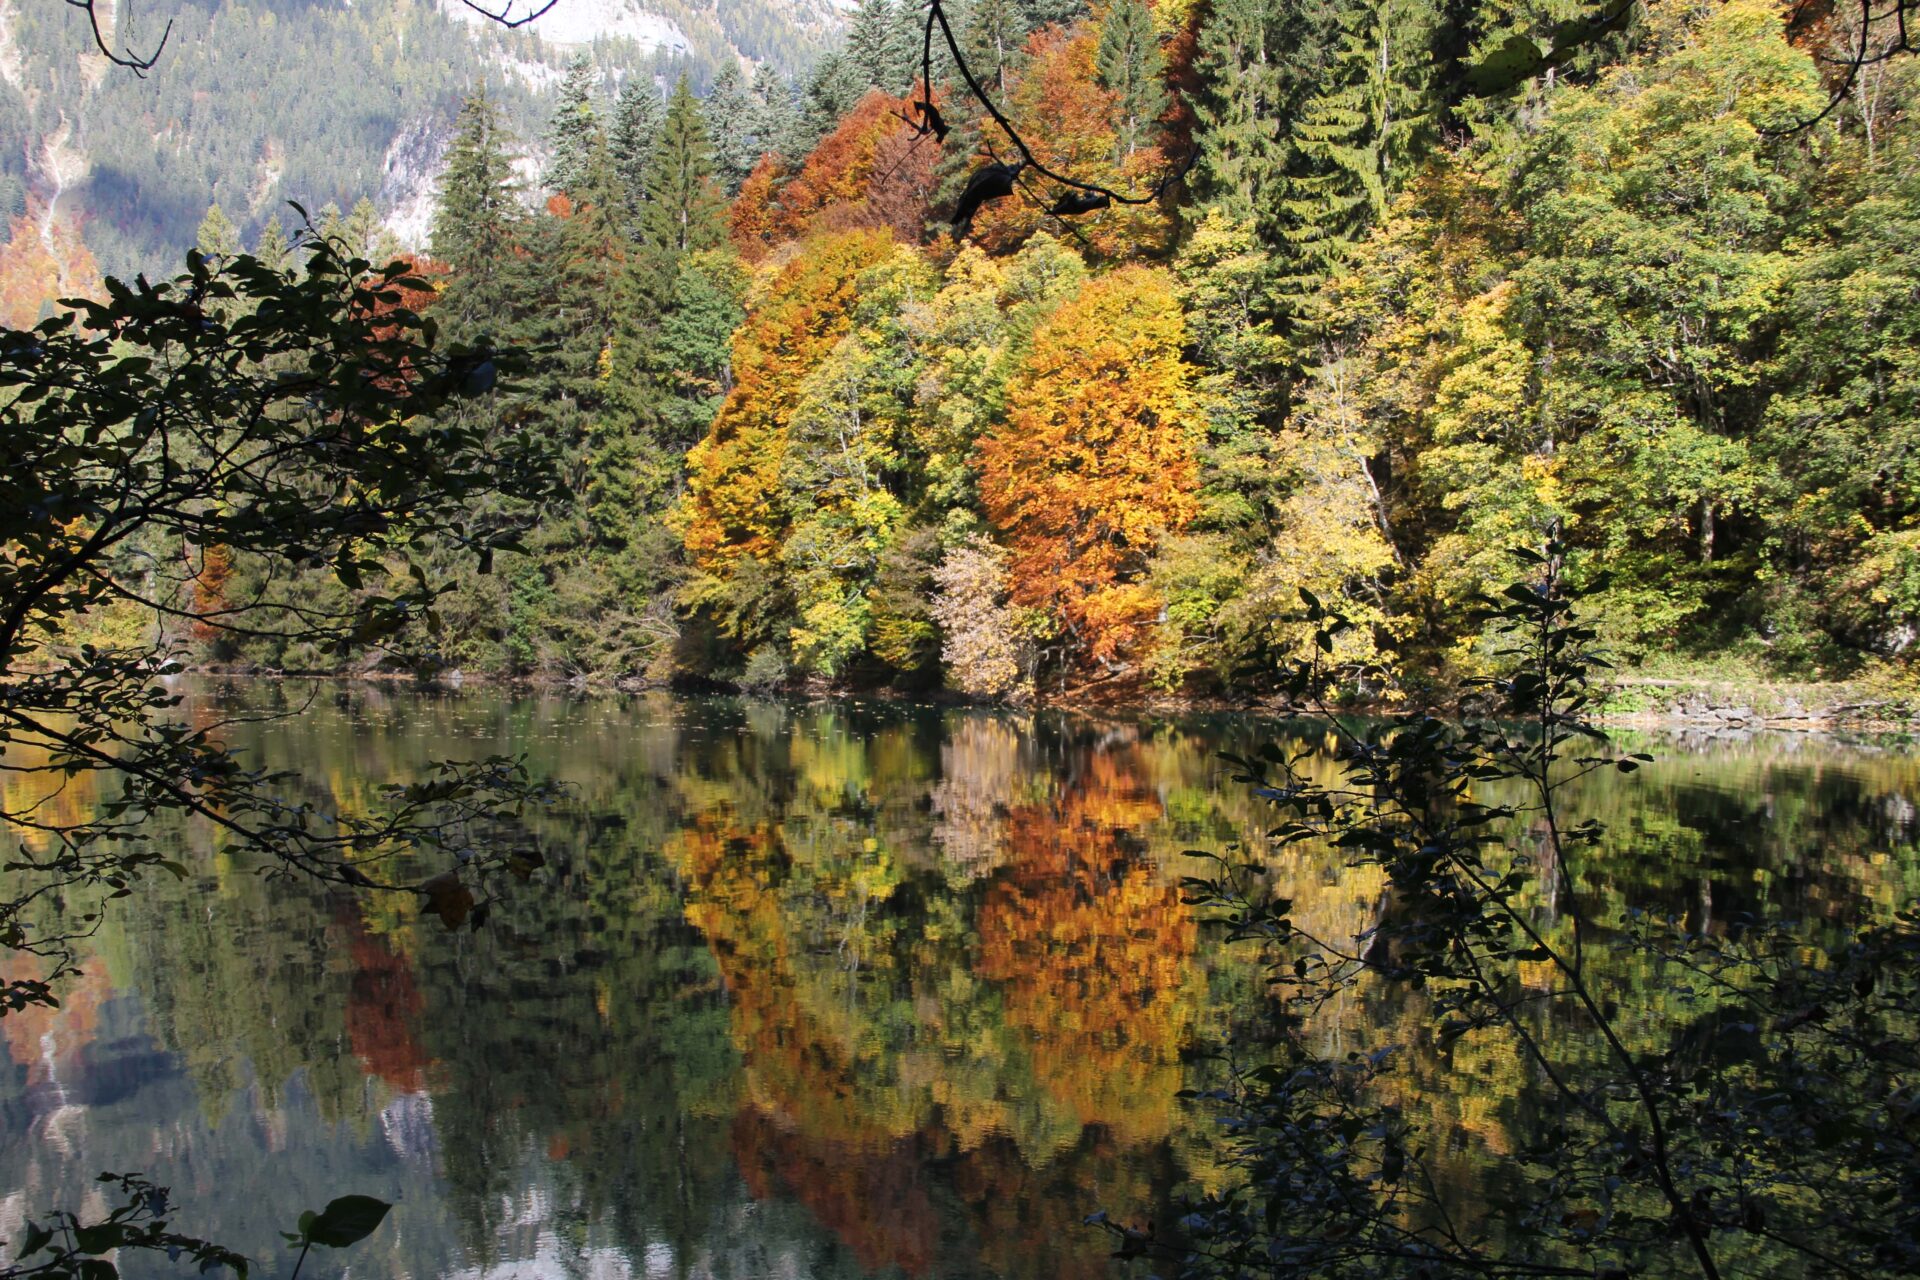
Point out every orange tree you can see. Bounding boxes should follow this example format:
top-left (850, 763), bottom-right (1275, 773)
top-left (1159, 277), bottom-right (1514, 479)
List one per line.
top-left (977, 264), bottom-right (1202, 673)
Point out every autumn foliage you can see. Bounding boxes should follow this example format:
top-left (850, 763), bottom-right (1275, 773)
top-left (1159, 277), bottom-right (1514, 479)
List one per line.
top-left (729, 89), bottom-right (938, 260)
top-left (978, 266), bottom-right (1201, 667)
top-left (682, 230), bottom-right (897, 600)
top-left (0, 201), bottom-right (101, 328)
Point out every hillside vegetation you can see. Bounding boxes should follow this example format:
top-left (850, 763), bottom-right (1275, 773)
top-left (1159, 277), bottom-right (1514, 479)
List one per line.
top-left (25, 0), bottom-right (1920, 702)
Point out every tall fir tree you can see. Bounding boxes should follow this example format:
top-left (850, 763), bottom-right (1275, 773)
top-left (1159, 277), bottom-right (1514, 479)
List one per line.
top-left (887, 0), bottom-right (927, 91)
top-left (1191, 0), bottom-right (1323, 227)
top-left (706, 64), bottom-right (760, 191)
top-left (1276, 0), bottom-right (1446, 306)
top-left (639, 76), bottom-right (728, 276)
top-left (431, 89), bottom-right (525, 341)
top-left (750, 65), bottom-right (802, 162)
top-left (545, 53), bottom-right (601, 195)
top-left (1095, 0), bottom-right (1169, 159)
top-left (195, 203), bottom-right (242, 260)
top-left (958, 0), bottom-right (1028, 97)
top-left (846, 0), bottom-right (900, 89)
top-left (799, 52), bottom-right (867, 154)
top-left (609, 76), bottom-right (663, 230)
top-left (254, 212), bottom-right (292, 272)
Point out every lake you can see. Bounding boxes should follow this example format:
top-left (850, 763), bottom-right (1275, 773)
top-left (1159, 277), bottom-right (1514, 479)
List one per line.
top-left (4, 686), bottom-right (1917, 1279)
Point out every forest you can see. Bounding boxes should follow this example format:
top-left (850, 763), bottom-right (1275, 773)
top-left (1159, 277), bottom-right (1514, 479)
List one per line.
top-left (25, 0), bottom-right (1920, 707)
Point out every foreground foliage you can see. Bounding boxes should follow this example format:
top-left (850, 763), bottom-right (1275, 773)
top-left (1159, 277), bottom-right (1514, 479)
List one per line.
top-left (1137, 536), bottom-right (1920, 1278)
top-left (1, 233), bottom-right (561, 1013)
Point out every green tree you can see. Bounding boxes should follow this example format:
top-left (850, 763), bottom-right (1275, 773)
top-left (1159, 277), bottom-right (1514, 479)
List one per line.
top-left (640, 76), bottom-right (727, 264)
top-left (430, 89), bottom-right (524, 342)
top-left (254, 211), bottom-right (292, 272)
top-left (1094, 0), bottom-right (1167, 159)
top-left (545, 53), bottom-right (602, 195)
top-left (1276, 0), bottom-right (1445, 308)
top-left (706, 63), bottom-right (760, 190)
top-left (194, 202), bottom-right (242, 260)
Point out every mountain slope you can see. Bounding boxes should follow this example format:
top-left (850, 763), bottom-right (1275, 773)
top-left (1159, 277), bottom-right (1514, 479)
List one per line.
top-left (0, 0), bottom-right (841, 280)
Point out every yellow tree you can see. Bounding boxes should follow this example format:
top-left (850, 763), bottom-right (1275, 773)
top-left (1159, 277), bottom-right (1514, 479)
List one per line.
top-left (977, 265), bottom-right (1202, 670)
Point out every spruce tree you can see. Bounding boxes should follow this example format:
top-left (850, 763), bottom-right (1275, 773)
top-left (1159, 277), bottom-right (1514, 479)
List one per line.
top-left (888, 0), bottom-right (927, 91)
top-left (846, 0), bottom-right (899, 89)
top-left (254, 212), bottom-right (292, 272)
top-left (431, 90), bottom-right (524, 341)
top-left (1015, 0), bottom-right (1088, 32)
top-left (609, 76), bottom-right (664, 207)
top-left (639, 75), bottom-right (728, 269)
top-left (545, 53), bottom-right (601, 195)
top-left (195, 203), bottom-right (242, 260)
top-left (750, 65), bottom-right (802, 163)
top-left (959, 0), bottom-right (1028, 97)
top-left (1190, 0), bottom-right (1317, 227)
top-left (315, 202), bottom-right (347, 248)
top-left (706, 64), bottom-right (759, 191)
top-left (1095, 0), bottom-right (1168, 159)
top-left (1277, 0), bottom-right (1443, 305)
top-left (798, 52), bottom-right (866, 154)
top-left (344, 196), bottom-right (385, 262)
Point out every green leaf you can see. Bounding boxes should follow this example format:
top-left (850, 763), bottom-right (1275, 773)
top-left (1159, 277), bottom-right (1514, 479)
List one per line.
top-left (302, 1196), bottom-right (391, 1249)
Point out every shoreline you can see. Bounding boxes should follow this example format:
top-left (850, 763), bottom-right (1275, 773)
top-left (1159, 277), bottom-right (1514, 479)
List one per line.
top-left (183, 665), bottom-right (1918, 735)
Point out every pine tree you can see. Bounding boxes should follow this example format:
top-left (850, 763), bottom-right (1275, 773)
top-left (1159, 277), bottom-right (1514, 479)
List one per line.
top-left (706, 64), bottom-right (759, 191)
top-left (431, 90), bottom-right (524, 340)
top-left (639, 75), bottom-right (728, 267)
top-left (254, 212), bottom-right (292, 272)
top-left (1015, 0), bottom-right (1088, 32)
top-left (798, 53), bottom-right (868, 155)
top-left (344, 196), bottom-right (385, 262)
top-left (1095, 0), bottom-right (1168, 159)
top-left (888, 0), bottom-right (927, 91)
top-left (545, 53), bottom-right (601, 195)
top-left (195, 203), bottom-right (242, 260)
top-left (959, 0), bottom-right (1029, 97)
top-left (315, 202), bottom-right (346, 248)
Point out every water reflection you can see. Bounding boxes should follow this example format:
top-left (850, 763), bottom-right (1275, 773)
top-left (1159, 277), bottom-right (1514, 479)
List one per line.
top-left (4, 689), bottom-right (1917, 1278)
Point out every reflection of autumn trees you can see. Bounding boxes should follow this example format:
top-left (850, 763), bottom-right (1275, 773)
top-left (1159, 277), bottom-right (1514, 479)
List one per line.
top-left (341, 909), bottom-right (430, 1092)
top-left (976, 748), bottom-right (1199, 1147)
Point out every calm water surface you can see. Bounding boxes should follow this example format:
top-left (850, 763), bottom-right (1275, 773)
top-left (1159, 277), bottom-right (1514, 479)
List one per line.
top-left (4, 686), bottom-right (1918, 1278)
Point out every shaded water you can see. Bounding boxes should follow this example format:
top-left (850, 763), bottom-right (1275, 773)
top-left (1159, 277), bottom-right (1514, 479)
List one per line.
top-left (4, 686), bottom-right (1918, 1279)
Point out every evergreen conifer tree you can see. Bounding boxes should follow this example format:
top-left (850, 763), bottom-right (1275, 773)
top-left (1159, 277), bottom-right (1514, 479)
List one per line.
top-left (887, 0), bottom-right (927, 91)
top-left (315, 201), bottom-right (347, 248)
top-left (344, 196), bottom-right (385, 262)
top-left (959, 0), bottom-right (1028, 97)
top-left (846, 0), bottom-right (899, 88)
top-left (1190, 0), bottom-right (1314, 226)
top-left (431, 89), bottom-right (525, 340)
top-left (254, 212), bottom-right (292, 272)
top-left (1095, 0), bottom-right (1168, 159)
top-left (195, 203), bottom-right (242, 260)
top-left (798, 53), bottom-right (867, 154)
top-left (1276, 0), bottom-right (1444, 303)
top-left (639, 75), bottom-right (728, 269)
top-left (706, 64), bottom-right (760, 190)
top-left (609, 77), bottom-right (663, 229)
top-left (750, 65), bottom-right (802, 163)
top-left (1015, 0), bottom-right (1088, 32)
top-left (545, 53), bottom-right (601, 195)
